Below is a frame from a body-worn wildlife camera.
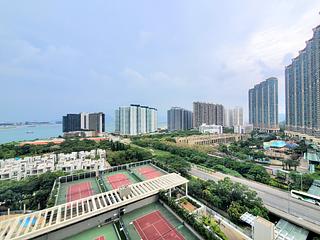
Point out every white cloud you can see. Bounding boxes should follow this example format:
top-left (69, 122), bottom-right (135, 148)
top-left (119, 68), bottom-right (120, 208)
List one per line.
top-left (212, 4), bottom-right (320, 114)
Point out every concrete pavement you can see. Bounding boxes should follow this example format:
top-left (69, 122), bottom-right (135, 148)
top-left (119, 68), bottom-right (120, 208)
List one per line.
top-left (190, 167), bottom-right (320, 234)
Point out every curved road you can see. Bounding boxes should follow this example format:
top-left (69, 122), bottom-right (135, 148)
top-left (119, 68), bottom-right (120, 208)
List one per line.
top-left (190, 167), bottom-right (320, 234)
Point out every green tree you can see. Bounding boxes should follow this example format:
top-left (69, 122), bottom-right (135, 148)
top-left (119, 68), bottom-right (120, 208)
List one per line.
top-left (227, 202), bottom-right (247, 222)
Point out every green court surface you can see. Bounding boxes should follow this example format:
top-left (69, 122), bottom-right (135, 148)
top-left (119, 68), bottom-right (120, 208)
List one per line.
top-left (102, 170), bottom-right (140, 190)
top-left (130, 164), bottom-right (166, 181)
top-left (121, 202), bottom-right (198, 240)
top-left (65, 223), bottom-right (119, 240)
top-left (56, 177), bottom-right (102, 205)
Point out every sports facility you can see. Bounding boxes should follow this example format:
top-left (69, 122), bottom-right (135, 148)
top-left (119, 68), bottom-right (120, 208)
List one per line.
top-left (121, 203), bottom-right (198, 240)
top-left (133, 210), bottom-right (184, 240)
top-left (66, 181), bottom-right (94, 202)
top-left (65, 223), bottom-right (119, 240)
top-left (102, 170), bottom-right (139, 190)
top-left (56, 177), bottom-right (101, 205)
top-left (131, 165), bottom-right (165, 181)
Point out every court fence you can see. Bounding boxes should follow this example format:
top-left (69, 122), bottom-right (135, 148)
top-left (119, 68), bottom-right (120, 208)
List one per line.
top-left (50, 159), bottom-right (156, 205)
top-left (56, 159), bottom-right (154, 184)
top-left (47, 178), bottom-right (59, 207)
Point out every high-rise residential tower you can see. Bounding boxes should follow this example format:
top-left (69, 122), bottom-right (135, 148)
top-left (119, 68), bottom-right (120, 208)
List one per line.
top-left (62, 112), bottom-right (105, 133)
top-left (167, 107), bottom-right (193, 132)
top-left (115, 104), bottom-right (157, 135)
top-left (63, 114), bottom-right (81, 132)
top-left (88, 112), bottom-right (105, 133)
top-left (248, 77), bottom-right (279, 132)
top-left (285, 25), bottom-right (320, 137)
top-left (232, 106), bottom-right (244, 126)
top-left (193, 102), bottom-right (224, 128)
top-left (224, 107), bottom-right (244, 127)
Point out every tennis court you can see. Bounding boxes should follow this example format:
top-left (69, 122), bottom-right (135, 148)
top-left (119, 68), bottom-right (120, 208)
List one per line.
top-left (131, 165), bottom-right (165, 181)
top-left (134, 210), bottom-right (184, 240)
top-left (67, 182), bottom-right (93, 202)
top-left (65, 223), bottom-right (119, 240)
top-left (56, 178), bottom-right (101, 205)
top-left (102, 170), bottom-right (139, 190)
top-left (95, 236), bottom-right (105, 240)
top-left (121, 202), bottom-right (197, 240)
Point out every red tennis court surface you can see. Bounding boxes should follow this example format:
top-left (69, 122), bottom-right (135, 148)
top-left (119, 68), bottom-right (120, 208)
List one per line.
top-left (66, 182), bottom-right (93, 202)
top-left (107, 173), bottom-right (132, 189)
top-left (95, 236), bottom-right (105, 240)
top-left (133, 210), bottom-right (184, 240)
top-left (137, 166), bottom-right (163, 180)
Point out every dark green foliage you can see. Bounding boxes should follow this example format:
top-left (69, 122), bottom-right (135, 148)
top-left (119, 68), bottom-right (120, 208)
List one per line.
top-left (289, 171), bottom-right (319, 191)
top-left (0, 171), bottom-right (65, 210)
top-left (155, 154), bottom-right (191, 176)
top-left (108, 147), bottom-right (153, 166)
top-left (188, 177), bottom-right (268, 223)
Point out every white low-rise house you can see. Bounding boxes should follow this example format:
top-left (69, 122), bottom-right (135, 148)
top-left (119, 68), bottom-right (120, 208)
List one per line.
top-left (55, 157), bottom-right (107, 172)
top-left (0, 149), bottom-right (108, 180)
top-left (199, 124), bottom-right (223, 134)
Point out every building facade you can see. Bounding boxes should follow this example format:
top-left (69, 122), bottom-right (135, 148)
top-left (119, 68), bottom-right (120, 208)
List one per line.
top-left (199, 124), bottom-right (223, 134)
top-left (224, 107), bottom-right (244, 127)
top-left (63, 114), bottom-right (81, 132)
top-left (115, 104), bottom-right (157, 135)
top-left (175, 134), bottom-right (248, 146)
top-left (285, 25), bottom-right (320, 137)
top-left (63, 112), bottom-right (105, 133)
top-left (88, 112), bottom-right (105, 133)
top-left (248, 77), bottom-right (279, 131)
top-left (167, 107), bottom-right (193, 131)
top-left (193, 102), bottom-right (224, 128)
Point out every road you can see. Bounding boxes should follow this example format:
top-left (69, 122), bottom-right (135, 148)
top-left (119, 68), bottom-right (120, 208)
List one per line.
top-left (190, 167), bottom-right (320, 234)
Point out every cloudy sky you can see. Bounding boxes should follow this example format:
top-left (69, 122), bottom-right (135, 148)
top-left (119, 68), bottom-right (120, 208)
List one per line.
top-left (1, 0), bottom-right (320, 123)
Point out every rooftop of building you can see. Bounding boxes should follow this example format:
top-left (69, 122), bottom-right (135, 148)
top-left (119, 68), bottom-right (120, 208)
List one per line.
top-left (307, 180), bottom-right (320, 197)
top-left (275, 219), bottom-right (309, 240)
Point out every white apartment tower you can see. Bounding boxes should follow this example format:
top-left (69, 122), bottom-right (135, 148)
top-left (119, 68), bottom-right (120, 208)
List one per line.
top-left (233, 106), bottom-right (244, 126)
top-left (115, 104), bottom-right (157, 135)
top-left (224, 107), bottom-right (244, 127)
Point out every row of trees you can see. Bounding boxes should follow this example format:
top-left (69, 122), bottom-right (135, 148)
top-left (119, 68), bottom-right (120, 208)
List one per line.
top-left (0, 139), bottom-right (130, 159)
top-left (107, 147), bottom-right (153, 166)
top-left (133, 138), bottom-right (271, 184)
top-left (189, 177), bottom-right (268, 223)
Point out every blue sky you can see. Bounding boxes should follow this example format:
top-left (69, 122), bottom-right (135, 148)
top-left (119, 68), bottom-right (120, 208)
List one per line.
top-left (0, 0), bottom-right (320, 123)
